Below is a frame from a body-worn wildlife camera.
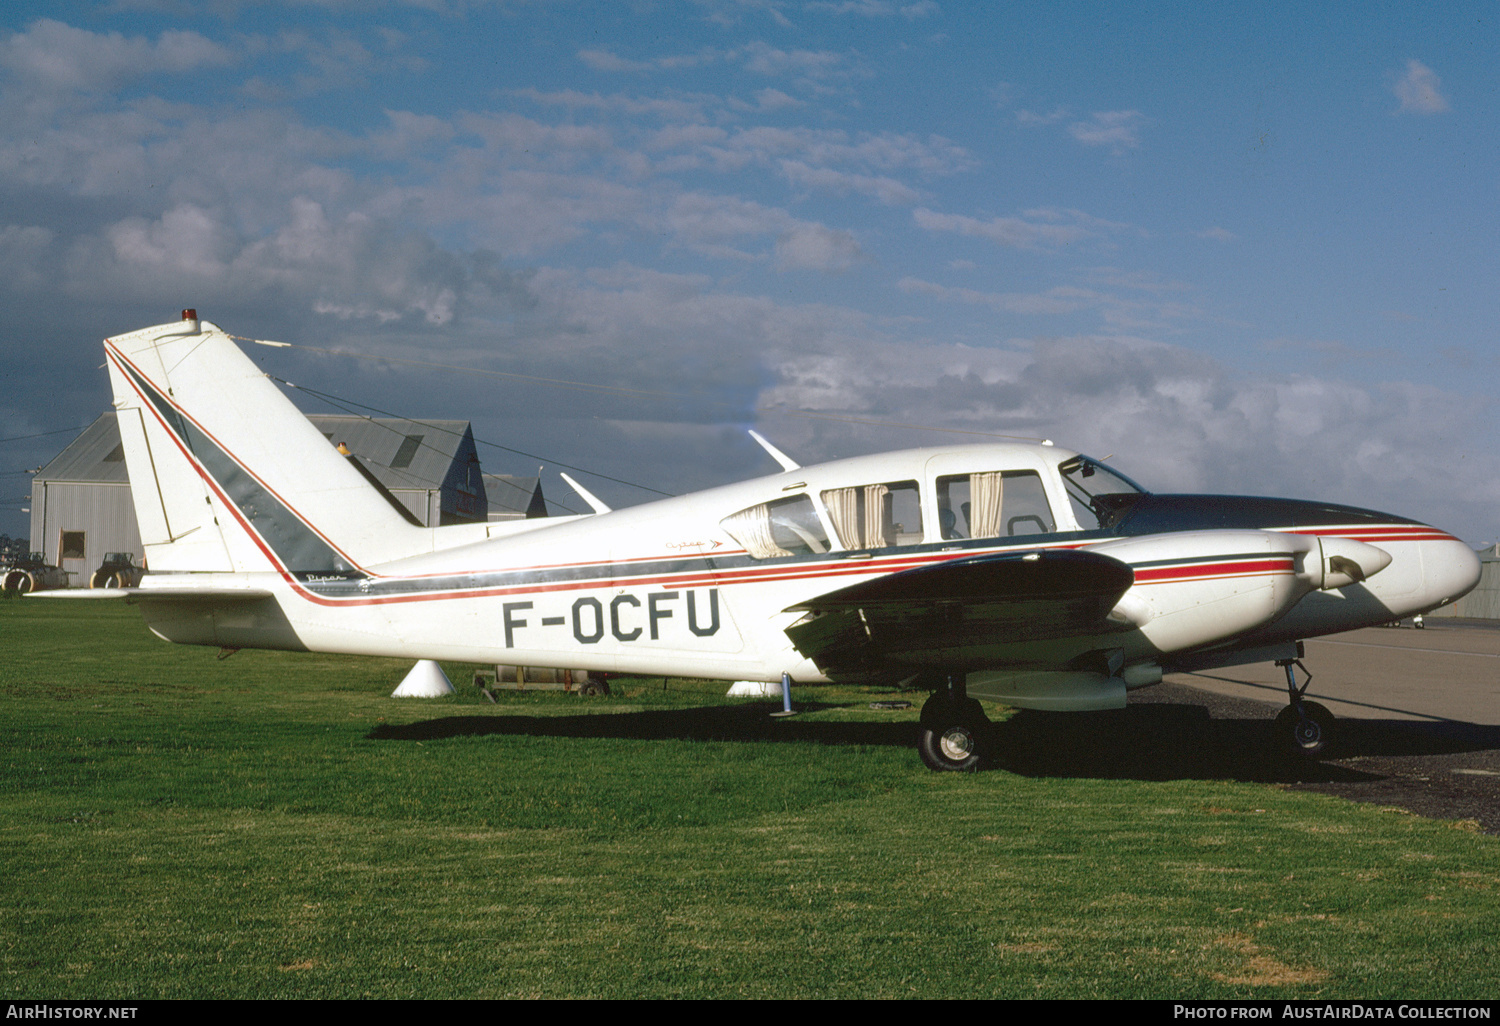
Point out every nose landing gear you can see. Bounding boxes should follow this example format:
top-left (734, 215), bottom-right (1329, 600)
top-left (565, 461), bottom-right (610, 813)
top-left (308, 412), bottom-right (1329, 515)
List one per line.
top-left (1274, 656), bottom-right (1336, 759)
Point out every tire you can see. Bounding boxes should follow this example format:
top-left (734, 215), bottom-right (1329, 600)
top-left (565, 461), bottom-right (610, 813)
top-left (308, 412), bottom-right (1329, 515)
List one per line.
top-left (1275, 701), bottom-right (1335, 759)
top-left (918, 722), bottom-right (987, 772)
top-left (917, 693), bottom-right (991, 772)
top-left (578, 677), bottom-right (610, 697)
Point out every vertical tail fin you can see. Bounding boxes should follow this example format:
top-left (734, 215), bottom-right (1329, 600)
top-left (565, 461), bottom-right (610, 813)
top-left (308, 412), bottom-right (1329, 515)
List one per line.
top-left (105, 313), bottom-right (428, 575)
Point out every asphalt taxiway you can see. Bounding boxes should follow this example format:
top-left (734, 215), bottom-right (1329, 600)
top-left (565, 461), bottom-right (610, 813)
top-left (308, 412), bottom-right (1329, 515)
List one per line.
top-left (1157, 618), bottom-right (1500, 833)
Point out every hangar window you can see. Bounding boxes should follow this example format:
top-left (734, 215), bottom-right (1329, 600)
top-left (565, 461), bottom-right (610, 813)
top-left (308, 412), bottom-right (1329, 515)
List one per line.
top-left (937, 471), bottom-right (1055, 540)
top-left (60, 531), bottom-right (86, 560)
top-left (721, 494), bottom-right (830, 560)
top-left (821, 480), bottom-right (923, 550)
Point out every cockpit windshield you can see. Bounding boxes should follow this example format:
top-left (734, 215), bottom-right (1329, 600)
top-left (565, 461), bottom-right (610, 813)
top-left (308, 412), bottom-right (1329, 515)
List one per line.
top-left (1058, 456), bottom-right (1148, 531)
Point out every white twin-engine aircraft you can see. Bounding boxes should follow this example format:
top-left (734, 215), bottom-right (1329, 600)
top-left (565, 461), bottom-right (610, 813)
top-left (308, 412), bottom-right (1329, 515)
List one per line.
top-left (53, 313), bottom-right (1482, 770)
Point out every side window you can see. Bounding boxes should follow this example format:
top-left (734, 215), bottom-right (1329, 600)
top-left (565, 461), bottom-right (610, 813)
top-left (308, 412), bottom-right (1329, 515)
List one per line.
top-left (821, 480), bottom-right (923, 550)
top-left (936, 471), bottom-right (1055, 540)
top-left (721, 494), bottom-right (830, 560)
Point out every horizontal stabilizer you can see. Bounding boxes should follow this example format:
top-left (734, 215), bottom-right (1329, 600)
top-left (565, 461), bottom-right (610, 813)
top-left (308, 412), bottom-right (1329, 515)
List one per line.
top-left (784, 549), bottom-right (1135, 680)
top-left (27, 587), bottom-right (274, 603)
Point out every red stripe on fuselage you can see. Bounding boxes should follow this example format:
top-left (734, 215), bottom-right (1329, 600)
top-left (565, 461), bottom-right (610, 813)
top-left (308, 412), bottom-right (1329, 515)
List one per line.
top-left (1277, 525), bottom-right (1455, 543)
top-left (1130, 557), bottom-right (1295, 584)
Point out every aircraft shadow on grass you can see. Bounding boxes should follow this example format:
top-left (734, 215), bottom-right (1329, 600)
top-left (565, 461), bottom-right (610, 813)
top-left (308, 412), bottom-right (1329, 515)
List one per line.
top-left (366, 691), bottom-right (1500, 786)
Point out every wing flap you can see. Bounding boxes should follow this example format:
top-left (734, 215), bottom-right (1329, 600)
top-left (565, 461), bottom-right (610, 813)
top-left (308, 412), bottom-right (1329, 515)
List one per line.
top-left (784, 549), bottom-right (1135, 680)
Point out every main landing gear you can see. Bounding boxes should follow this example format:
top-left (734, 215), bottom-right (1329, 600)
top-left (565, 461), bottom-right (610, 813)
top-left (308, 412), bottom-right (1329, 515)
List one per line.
top-left (918, 677), bottom-right (991, 772)
top-left (1274, 656), bottom-right (1336, 759)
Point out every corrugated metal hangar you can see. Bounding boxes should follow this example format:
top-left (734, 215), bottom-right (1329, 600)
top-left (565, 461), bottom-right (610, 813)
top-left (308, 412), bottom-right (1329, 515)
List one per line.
top-left (29, 412), bottom-right (546, 585)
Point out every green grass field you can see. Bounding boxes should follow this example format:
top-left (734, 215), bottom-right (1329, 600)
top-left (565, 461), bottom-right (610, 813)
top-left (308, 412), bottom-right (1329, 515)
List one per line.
top-left (2, 597), bottom-right (1497, 998)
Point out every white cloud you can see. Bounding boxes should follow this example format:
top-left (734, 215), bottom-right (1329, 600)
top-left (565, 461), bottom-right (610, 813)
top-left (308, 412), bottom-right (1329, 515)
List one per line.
top-left (752, 87), bottom-right (803, 110)
top-left (805, 0), bottom-right (939, 16)
top-left (897, 274), bottom-right (1199, 331)
top-left (775, 222), bottom-right (862, 271)
top-left (0, 18), bottom-right (230, 93)
top-left (779, 159), bottom-right (920, 204)
top-left (577, 49), bottom-right (657, 73)
top-left (1393, 59), bottom-right (1450, 115)
top-left (897, 277), bottom-right (1092, 315)
top-left (107, 204), bottom-right (232, 279)
top-left (660, 192), bottom-right (864, 270)
top-left (578, 48), bottom-right (719, 73)
top-left (1067, 110), bottom-right (1147, 153)
top-left (735, 41), bottom-right (858, 88)
top-left (912, 207), bottom-right (1125, 250)
top-left (755, 332), bottom-right (1500, 539)
top-left (512, 87), bottom-right (715, 122)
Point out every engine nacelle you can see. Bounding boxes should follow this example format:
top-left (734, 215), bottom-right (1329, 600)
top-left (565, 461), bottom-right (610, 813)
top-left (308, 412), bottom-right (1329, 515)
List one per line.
top-left (1090, 530), bottom-right (1312, 655)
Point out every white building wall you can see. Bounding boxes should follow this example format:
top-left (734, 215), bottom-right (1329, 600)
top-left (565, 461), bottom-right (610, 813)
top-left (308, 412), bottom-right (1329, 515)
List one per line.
top-left (30, 481), bottom-right (142, 586)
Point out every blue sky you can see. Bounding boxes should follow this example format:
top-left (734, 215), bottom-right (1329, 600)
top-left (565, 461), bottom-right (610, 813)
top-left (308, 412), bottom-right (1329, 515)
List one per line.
top-left (1, 1), bottom-right (1496, 544)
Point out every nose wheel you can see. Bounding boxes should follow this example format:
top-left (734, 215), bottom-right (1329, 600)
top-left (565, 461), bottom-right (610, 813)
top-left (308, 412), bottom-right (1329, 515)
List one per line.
top-left (1275, 656), bottom-right (1336, 759)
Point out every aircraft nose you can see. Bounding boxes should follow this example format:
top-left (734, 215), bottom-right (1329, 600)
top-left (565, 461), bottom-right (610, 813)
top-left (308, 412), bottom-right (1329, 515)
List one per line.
top-left (1420, 533), bottom-right (1482, 610)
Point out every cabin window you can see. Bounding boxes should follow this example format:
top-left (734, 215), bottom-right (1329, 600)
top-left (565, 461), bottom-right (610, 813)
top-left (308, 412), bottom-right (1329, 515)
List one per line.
top-left (721, 494), bottom-right (830, 560)
top-left (821, 480), bottom-right (923, 550)
top-left (936, 471), bottom-right (1055, 540)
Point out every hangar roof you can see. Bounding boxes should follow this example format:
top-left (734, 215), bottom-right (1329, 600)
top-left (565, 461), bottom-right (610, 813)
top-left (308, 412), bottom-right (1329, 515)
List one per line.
top-left (36, 412), bottom-right (477, 494)
top-left (32, 414), bottom-right (130, 484)
top-left (484, 474), bottom-right (545, 518)
top-left (310, 414), bottom-right (472, 493)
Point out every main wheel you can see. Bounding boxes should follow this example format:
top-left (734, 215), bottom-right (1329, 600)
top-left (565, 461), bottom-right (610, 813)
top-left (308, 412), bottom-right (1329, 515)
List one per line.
top-left (918, 722), bottom-right (987, 772)
top-left (578, 677), bottom-right (610, 697)
top-left (917, 693), bottom-right (991, 772)
top-left (1275, 700), bottom-right (1335, 759)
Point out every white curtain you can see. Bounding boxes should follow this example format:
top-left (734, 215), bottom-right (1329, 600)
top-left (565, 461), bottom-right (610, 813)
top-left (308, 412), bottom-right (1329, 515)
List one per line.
top-left (821, 485), bottom-right (890, 549)
top-left (722, 504), bottom-right (791, 559)
top-left (822, 487), bottom-right (861, 550)
top-left (863, 483), bottom-right (889, 547)
top-left (968, 472), bottom-right (1005, 539)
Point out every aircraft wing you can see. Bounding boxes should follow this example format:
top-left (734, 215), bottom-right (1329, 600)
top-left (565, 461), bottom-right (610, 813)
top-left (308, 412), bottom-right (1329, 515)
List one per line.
top-left (783, 549), bottom-right (1135, 681)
